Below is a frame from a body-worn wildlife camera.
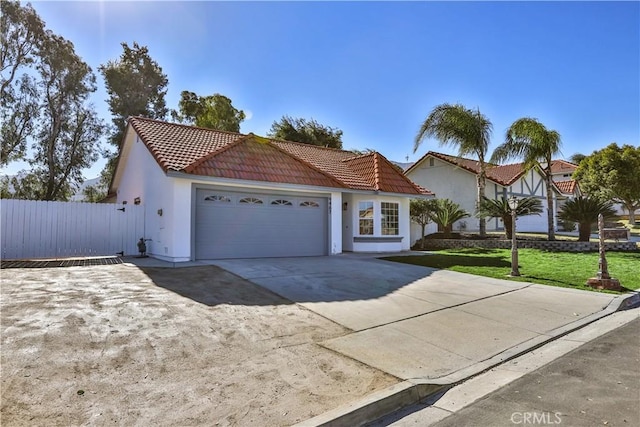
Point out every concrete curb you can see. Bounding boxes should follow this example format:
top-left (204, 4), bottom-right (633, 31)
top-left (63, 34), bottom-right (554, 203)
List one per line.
top-left (293, 382), bottom-right (446, 427)
top-left (295, 291), bottom-right (639, 427)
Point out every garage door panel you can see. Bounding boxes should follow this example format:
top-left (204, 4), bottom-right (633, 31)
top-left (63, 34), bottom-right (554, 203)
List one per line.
top-left (195, 190), bottom-right (327, 259)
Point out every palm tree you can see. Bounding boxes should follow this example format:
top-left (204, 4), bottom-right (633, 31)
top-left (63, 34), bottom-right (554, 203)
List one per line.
top-left (491, 118), bottom-right (561, 241)
top-left (477, 196), bottom-right (543, 239)
top-left (428, 198), bottom-right (470, 238)
top-left (414, 103), bottom-right (492, 237)
top-left (558, 196), bottom-right (616, 241)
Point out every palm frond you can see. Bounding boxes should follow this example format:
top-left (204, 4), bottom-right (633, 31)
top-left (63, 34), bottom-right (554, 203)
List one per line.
top-left (476, 196), bottom-right (543, 219)
top-left (414, 103), bottom-right (491, 159)
top-left (428, 198), bottom-right (470, 226)
top-left (559, 196), bottom-right (616, 223)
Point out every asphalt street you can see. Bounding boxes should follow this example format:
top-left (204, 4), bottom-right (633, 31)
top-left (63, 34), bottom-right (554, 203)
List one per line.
top-left (377, 316), bottom-right (640, 427)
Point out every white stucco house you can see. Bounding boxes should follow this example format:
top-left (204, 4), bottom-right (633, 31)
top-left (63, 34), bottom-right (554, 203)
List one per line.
top-left (405, 152), bottom-right (581, 244)
top-left (108, 117), bottom-right (433, 262)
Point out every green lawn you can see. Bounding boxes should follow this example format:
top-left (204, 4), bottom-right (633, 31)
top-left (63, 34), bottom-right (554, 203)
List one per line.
top-left (382, 248), bottom-right (640, 293)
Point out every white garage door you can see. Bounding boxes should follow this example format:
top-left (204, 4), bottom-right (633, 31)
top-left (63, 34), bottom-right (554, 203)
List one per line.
top-left (195, 189), bottom-right (328, 259)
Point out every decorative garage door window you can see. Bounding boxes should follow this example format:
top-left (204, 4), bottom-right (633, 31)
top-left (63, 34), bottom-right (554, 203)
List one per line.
top-left (271, 199), bottom-right (293, 206)
top-left (381, 202), bottom-right (399, 235)
top-left (204, 195), bottom-right (231, 203)
top-left (359, 201), bottom-right (374, 235)
top-left (239, 197), bottom-right (264, 205)
top-left (300, 200), bottom-right (320, 208)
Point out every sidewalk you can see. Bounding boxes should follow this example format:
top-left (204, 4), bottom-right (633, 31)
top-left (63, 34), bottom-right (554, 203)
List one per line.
top-left (371, 309), bottom-right (640, 426)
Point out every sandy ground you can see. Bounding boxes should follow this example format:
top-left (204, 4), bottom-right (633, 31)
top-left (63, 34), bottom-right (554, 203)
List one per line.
top-left (1, 264), bottom-right (396, 426)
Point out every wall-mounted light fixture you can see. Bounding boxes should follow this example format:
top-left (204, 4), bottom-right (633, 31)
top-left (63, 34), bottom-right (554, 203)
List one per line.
top-left (157, 208), bottom-right (163, 216)
top-left (343, 202), bottom-right (348, 211)
top-left (134, 197), bottom-right (141, 205)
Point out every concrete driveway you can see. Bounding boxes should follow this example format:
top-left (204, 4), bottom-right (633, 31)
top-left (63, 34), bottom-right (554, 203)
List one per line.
top-left (212, 254), bottom-right (623, 382)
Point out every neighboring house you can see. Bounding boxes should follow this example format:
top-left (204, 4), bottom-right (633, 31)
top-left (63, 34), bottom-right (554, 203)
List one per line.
top-left (549, 160), bottom-right (637, 219)
top-left (405, 152), bottom-right (579, 244)
top-left (108, 117), bottom-right (433, 262)
top-left (548, 159), bottom-right (581, 201)
top-left (549, 159), bottom-right (578, 181)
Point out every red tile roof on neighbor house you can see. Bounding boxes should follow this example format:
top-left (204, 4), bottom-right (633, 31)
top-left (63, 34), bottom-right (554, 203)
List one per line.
top-left (416, 151), bottom-right (526, 186)
top-left (125, 117), bottom-right (432, 195)
top-left (550, 159), bottom-right (578, 175)
top-left (554, 179), bottom-right (579, 195)
top-left (409, 151), bottom-right (581, 191)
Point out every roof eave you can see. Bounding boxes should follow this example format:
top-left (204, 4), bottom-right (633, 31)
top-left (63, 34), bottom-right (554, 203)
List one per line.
top-left (166, 170), bottom-right (345, 192)
top-left (166, 171), bottom-right (431, 197)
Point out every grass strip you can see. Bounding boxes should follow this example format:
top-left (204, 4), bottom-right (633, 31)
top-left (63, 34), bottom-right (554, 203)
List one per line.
top-left (383, 248), bottom-right (639, 293)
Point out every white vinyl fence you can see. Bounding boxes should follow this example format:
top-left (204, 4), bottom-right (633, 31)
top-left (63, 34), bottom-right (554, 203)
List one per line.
top-left (1, 199), bottom-right (144, 260)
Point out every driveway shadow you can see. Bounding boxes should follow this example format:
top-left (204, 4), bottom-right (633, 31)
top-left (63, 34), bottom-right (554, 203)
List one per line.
top-left (208, 256), bottom-right (440, 305)
top-left (140, 266), bottom-right (292, 307)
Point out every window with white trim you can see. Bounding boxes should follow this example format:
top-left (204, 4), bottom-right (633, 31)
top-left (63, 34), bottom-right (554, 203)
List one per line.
top-left (381, 202), bottom-right (399, 235)
top-left (271, 199), bottom-right (292, 206)
top-left (358, 201), bottom-right (374, 235)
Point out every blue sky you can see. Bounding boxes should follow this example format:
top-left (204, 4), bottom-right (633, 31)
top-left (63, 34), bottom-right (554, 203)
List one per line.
top-left (7, 1), bottom-right (639, 178)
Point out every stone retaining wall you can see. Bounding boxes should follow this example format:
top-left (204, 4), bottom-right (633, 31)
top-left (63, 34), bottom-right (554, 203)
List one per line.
top-left (419, 239), bottom-right (639, 252)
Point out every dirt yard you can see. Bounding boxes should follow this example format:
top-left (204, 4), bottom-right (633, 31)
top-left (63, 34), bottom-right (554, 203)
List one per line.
top-left (1, 264), bottom-right (396, 426)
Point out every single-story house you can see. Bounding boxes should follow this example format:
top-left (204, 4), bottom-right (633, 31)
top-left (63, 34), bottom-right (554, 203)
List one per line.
top-left (108, 117), bottom-right (433, 262)
top-left (405, 151), bottom-right (580, 244)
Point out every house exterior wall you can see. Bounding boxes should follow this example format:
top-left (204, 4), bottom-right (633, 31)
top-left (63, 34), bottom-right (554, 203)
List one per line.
top-left (341, 193), bottom-right (354, 252)
top-left (115, 134), bottom-right (177, 259)
top-left (329, 192), bottom-right (343, 255)
top-left (406, 157), bottom-right (486, 232)
top-left (504, 169), bottom-right (549, 233)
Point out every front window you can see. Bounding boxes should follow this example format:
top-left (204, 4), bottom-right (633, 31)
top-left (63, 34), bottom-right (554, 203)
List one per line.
top-left (358, 201), bottom-right (374, 235)
top-left (381, 202), bottom-right (399, 235)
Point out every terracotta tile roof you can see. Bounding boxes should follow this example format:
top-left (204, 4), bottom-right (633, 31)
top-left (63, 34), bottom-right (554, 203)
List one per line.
top-left (550, 160), bottom-right (578, 175)
top-left (184, 136), bottom-right (346, 188)
top-left (272, 141), bottom-right (373, 190)
top-left (554, 179), bottom-right (579, 195)
top-left (129, 117), bottom-right (241, 171)
top-left (341, 152), bottom-right (432, 194)
top-left (487, 162), bottom-right (526, 186)
top-left (419, 151), bottom-right (525, 186)
top-left (127, 117), bottom-right (431, 195)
